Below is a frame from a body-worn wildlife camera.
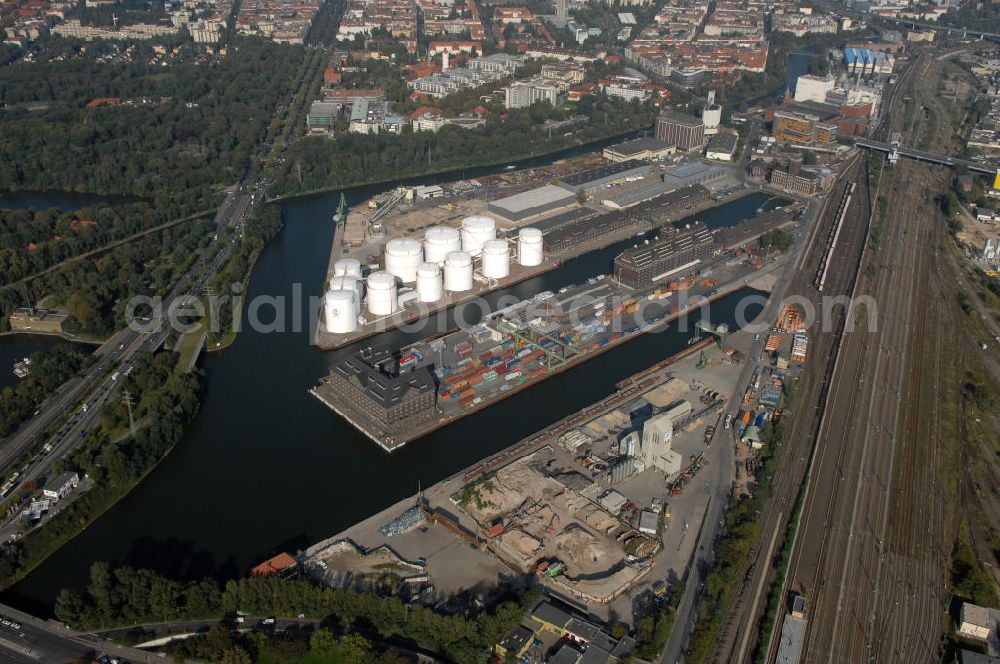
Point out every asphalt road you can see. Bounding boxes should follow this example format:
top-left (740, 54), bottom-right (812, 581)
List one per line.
top-left (657, 191), bottom-right (829, 664)
top-left (0, 177), bottom-right (265, 541)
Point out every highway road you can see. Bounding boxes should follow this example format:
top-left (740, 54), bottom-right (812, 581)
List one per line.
top-left (0, 177), bottom-right (264, 541)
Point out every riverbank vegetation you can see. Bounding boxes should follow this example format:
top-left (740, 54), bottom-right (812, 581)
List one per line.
top-left (0, 344), bottom-right (89, 437)
top-left (270, 97), bottom-right (653, 196)
top-left (203, 203), bottom-right (285, 350)
top-left (0, 213), bottom-right (213, 336)
top-left (56, 565), bottom-right (532, 664)
top-left (0, 351), bottom-right (203, 589)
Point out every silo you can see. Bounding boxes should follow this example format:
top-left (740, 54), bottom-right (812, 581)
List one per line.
top-left (518, 227), bottom-right (544, 266)
top-left (415, 262), bottom-right (443, 303)
top-left (443, 251), bottom-right (474, 292)
top-left (323, 290), bottom-right (358, 334)
top-left (384, 238), bottom-right (423, 283)
top-left (423, 226), bottom-right (462, 264)
top-left (366, 271), bottom-right (398, 316)
top-left (481, 239), bottom-right (510, 279)
top-left (460, 216), bottom-right (497, 256)
top-left (328, 275), bottom-right (363, 314)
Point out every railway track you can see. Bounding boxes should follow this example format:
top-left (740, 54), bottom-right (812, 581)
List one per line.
top-left (704, 154), bottom-right (872, 664)
top-left (781, 50), bottom-right (961, 663)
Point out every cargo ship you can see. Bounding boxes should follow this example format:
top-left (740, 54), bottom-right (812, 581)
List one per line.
top-left (312, 258), bottom-right (764, 452)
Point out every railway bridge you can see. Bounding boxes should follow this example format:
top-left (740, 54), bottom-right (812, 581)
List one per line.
top-left (855, 137), bottom-right (999, 178)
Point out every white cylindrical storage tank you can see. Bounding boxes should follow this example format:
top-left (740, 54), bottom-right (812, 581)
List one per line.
top-left (366, 271), bottom-right (398, 316)
top-left (328, 275), bottom-right (363, 314)
top-left (481, 239), bottom-right (510, 279)
top-left (323, 290), bottom-right (358, 334)
top-left (335, 257), bottom-right (362, 279)
top-left (460, 216), bottom-right (496, 256)
top-left (415, 262), bottom-right (443, 303)
top-left (384, 238), bottom-right (423, 283)
top-left (518, 227), bottom-right (544, 266)
top-left (423, 226), bottom-right (462, 264)
top-left (443, 251), bottom-right (474, 292)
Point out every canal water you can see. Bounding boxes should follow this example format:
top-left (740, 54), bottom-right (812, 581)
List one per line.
top-left (0, 336), bottom-right (95, 393)
top-left (2, 154), bottom-right (774, 612)
top-left (786, 51), bottom-right (814, 96)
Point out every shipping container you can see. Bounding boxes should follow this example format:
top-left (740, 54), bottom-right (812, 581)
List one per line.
top-left (505, 371), bottom-right (522, 381)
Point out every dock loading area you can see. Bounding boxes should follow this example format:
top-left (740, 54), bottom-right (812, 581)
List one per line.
top-left (302, 325), bottom-right (757, 624)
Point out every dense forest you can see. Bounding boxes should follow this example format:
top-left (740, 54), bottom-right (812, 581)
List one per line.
top-left (0, 37), bottom-right (304, 206)
top-left (0, 202), bottom-right (201, 287)
top-left (0, 351), bottom-right (203, 587)
top-left (0, 344), bottom-right (89, 436)
top-left (272, 96), bottom-right (654, 195)
top-left (55, 566), bottom-right (532, 664)
top-left (0, 212), bottom-right (214, 336)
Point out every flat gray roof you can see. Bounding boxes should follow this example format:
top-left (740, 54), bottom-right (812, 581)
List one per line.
top-left (489, 184), bottom-right (575, 214)
top-left (606, 137), bottom-right (675, 156)
top-left (775, 614), bottom-right (806, 664)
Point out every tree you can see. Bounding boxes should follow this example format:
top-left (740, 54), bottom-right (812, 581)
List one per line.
top-left (340, 633), bottom-right (372, 664)
top-left (309, 628), bottom-right (339, 658)
top-left (220, 646), bottom-right (253, 664)
top-left (576, 189), bottom-right (588, 205)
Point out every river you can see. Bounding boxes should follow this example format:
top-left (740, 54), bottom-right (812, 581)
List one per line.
top-left (2, 151), bottom-right (777, 613)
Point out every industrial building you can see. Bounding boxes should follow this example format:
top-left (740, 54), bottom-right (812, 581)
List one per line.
top-left (487, 185), bottom-right (576, 221)
top-left (661, 161), bottom-right (726, 188)
top-left (613, 226), bottom-right (714, 288)
top-left (306, 101), bottom-right (340, 133)
top-left (324, 352), bottom-right (437, 427)
top-left (555, 160), bottom-right (654, 195)
top-left (603, 137), bottom-right (677, 163)
top-left (706, 132), bottom-right (739, 161)
top-left (655, 110), bottom-right (706, 150)
top-left (773, 109), bottom-right (836, 145)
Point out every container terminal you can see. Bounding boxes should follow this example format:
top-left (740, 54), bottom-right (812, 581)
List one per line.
top-left (313, 148), bottom-right (770, 350)
top-left (300, 313), bottom-right (771, 625)
top-left (311, 199), bottom-right (802, 452)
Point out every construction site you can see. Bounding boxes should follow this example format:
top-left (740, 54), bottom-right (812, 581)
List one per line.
top-left (303, 318), bottom-right (767, 623)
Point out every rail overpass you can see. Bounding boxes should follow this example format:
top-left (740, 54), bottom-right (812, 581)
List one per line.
top-left (855, 137), bottom-right (998, 177)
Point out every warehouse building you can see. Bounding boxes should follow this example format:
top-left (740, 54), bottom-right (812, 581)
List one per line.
top-left (655, 110), bottom-right (706, 150)
top-left (705, 132), bottom-right (739, 161)
top-left (614, 226), bottom-right (714, 287)
top-left (555, 160), bottom-right (654, 196)
top-left (326, 354), bottom-right (436, 427)
top-left (603, 137), bottom-right (677, 163)
top-left (662, 161), bottom-right (727, 188)
top-left (487, 184), bottom-right (577, 222)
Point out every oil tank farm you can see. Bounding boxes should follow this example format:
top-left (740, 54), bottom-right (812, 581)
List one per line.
top-left (416, 262), bottom-right (443, 302)
top-left (481, 239), bottom-right (511, 279)
top-left (614, 226), bottom-right (715, 288)
top-left (517, 228), bottom-right (544, 266)
top-left (423, 226), bottom-right (462, 264)
top-left (333, 258), bottom-right (363, 279)
top-left (366, 271), bottom-right (399, 316)
top-left (444, 251), bottom-right (474, 292)
top-left (323, 290), bottom-right (358, 334)
top-left (460, 216), bottom-right (497, 256)
top-left (384, 238), bottom-right (424, 283)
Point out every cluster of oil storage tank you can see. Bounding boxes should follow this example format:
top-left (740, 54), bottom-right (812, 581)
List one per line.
top-left (322, 216), bottom-right (545, 334)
